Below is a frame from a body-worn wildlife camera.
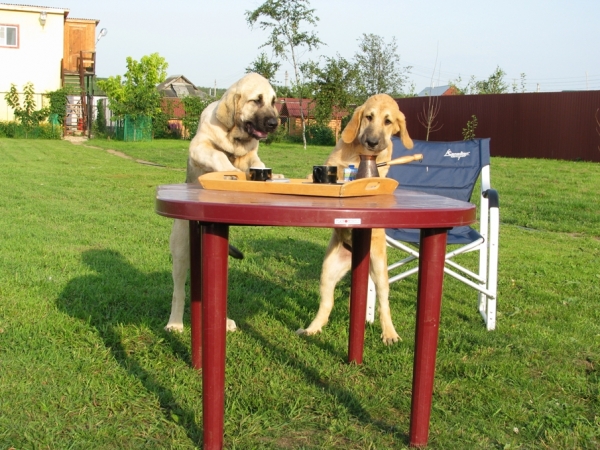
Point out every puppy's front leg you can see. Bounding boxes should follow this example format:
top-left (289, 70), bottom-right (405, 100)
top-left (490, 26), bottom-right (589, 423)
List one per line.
top-left (166, 219), bottom-right (237, 333)
top-left (166, 219), bottom-right (189, 332)
top-left (297, 234), bottom-right (351, 336)
top-left (370, 251), bottom-right (400, 345)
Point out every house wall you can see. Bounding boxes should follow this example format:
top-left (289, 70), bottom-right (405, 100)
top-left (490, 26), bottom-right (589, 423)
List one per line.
top-left (288, 117), bottom-right (342, 140)
top-left (0, 5), bottom-right (66, 121)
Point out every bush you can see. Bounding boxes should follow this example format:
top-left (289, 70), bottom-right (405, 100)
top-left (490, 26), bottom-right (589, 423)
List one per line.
top-left (95, 99), bottom-right (107, 135)
top-left (263, 124), bottom-right (289, 145)
top-left (0, 121), bottom-right (17, 138)
top-left (46, 87), bottom-right (75, 125)
top-left (0, 121), bottom-right (61, 139)
top-left (151, 110), bottom-right (173, 139)
top-left (305, 124), bottom-right (336, 146)
top-left (182, 96), bottom-right (211, 140)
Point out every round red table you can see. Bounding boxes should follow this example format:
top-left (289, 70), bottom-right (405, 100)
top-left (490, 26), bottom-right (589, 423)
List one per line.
top-left (155, 184), bottom-right (476, 449)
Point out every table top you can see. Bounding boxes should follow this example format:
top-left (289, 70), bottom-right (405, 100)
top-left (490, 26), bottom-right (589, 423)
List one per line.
top-left (155, 183), bottom-right (476, 229)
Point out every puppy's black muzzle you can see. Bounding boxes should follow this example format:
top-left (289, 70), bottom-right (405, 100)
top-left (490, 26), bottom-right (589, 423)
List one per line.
top-left (265, 117), bottom-right (278, 132)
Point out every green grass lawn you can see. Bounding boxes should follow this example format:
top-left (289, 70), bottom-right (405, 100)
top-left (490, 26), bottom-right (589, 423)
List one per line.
top-left (0, 137), bottom-right (599, 449)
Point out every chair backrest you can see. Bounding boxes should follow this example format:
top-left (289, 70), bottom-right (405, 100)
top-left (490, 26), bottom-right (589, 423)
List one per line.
top-left (388, 137), bottom-right (491, 202)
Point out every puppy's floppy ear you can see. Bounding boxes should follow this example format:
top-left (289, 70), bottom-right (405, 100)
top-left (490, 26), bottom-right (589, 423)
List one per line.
top-left (216, 88), bottom-right (240, 130)
top-left (341, 105), bottom-right (364, 144)
top-left (395, 111), bottom-right (414, 149)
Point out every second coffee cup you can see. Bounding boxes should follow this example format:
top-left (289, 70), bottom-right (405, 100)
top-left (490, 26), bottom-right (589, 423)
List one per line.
top-left (249, 167), bottom-right (272, 181)
top-left (313, 165), bottom-right (338, 183)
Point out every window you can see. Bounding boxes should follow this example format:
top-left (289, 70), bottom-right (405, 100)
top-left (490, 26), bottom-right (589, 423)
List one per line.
top-left (0, 25), bottom-right (18, 47)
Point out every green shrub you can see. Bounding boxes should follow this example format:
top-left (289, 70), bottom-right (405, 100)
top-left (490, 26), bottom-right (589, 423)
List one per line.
top-left (95, 99), bottom-right (107, 135)
top-left (151, 110), bottom-right (173, 139)
top-left (264, 124), bottom-right (289, 145)
top-left (305, 123), bottom-right (335, 146)
top-left (0, 121), bottom-right (61, 139)
top-left (182, 96), bottom-right (211, 139)
top-left (0, 121), bottom-right (17, 137)
top-left (46, 87), bottom-right (75, 125)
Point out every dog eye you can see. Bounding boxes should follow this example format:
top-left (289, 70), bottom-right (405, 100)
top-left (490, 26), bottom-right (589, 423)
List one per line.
top-left (366, 115), bottom-right (373, 122)
top-left (385, 119), bottom-right (392, 125)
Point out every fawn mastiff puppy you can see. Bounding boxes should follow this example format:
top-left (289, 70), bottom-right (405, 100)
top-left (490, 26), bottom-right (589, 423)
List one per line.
top-left (297, 94), bottom-right (414, 344)
top-left (166, 73), bottom-right (279, 332)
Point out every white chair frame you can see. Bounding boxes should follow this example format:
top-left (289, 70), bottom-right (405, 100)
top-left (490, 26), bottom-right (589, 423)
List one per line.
top-left (366, 164), bottom-right (499, 330)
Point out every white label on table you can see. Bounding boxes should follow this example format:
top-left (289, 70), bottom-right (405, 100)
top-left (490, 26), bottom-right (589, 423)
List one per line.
top-left (334, 218), bottom-right (361, 225)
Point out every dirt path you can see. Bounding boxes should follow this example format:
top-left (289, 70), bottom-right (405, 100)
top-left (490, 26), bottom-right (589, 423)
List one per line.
top-left (63, 136), bottom-right (177, 168)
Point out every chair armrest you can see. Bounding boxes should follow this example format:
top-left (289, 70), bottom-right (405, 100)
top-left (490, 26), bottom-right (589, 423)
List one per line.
top-left (482, 189), bottom-right (499, 209)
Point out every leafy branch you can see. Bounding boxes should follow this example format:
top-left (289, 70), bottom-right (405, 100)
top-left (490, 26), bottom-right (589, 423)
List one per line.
top-left (4, 83), bottom-right (49, 137)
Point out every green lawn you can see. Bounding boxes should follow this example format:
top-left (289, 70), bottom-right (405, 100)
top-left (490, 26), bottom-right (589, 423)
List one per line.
top-left (0, 137), bottom-right (598, 449)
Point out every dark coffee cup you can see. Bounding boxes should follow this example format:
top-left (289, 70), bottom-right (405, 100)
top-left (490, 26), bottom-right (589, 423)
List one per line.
top-left (249, 167), bottom-right (272, 181)
top-left (313, 165), bottom-right (338, 183)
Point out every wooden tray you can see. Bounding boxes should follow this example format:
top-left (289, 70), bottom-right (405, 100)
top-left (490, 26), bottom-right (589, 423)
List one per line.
top-left (198, 171), bottom-right (399, 197)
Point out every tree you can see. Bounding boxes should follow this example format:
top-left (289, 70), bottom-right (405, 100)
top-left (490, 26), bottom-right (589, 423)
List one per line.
top-left (246, 52), bottom-right (281, 83)
top-left (418, 96), bottom-right (443, 141)
top-left (511, 73), bottom-right (527, 93)
top-left (353, 34), bottom-right (411, 100)
top-left (246, 0), bottom-right (323, 148)
top-left (181, 96), bottom-right (211, 139)
top-left (462, 115), bottom-right (478, 140)
top-left (474, 66), bottom-right (509, 94)
top-left (98, 53), bottom-right (168, 120)
top-left (304, 55), bottom-right (359, 134)
top-left (4, 82), bottom-right (49, 137)
top-left (418, 50), bottom-right (444, 140)
top-left (451, 66), bottom-right (513, 95)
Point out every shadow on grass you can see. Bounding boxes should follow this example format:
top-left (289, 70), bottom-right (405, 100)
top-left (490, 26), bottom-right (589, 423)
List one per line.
top-left (229, 236), bottom-right (409, 443)
top-left (56, 242), bottom-right (406, 445)
top-left (55, 249), bottom-right (203, 443)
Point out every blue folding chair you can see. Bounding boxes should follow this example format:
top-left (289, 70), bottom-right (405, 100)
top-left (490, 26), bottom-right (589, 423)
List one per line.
top-left (366, 137), bottom-right (499, 330)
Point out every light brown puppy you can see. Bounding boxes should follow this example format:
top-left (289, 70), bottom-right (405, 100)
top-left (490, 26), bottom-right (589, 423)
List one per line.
top-left (297, 94), bottom-right (413, 344)
top-left (166, 73), bottom-right (279, 332)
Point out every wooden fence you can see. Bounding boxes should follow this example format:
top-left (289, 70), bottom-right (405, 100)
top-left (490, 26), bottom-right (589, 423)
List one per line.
top-left (396, 91), bottom-right (600, 162)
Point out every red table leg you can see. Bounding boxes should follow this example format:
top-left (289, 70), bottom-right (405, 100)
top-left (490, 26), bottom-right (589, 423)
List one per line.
top-left (409, 228), bottom-right (448, 447)
top-left (200, 223), bottom-right (229, 450)
top-left (189, 220), bottom-right (202, 370)
top-left (348, 228), bottom-right (372, 364)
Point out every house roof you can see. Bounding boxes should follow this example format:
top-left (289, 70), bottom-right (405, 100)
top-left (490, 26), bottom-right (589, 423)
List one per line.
top-left (418, 85), bottom-right (456, 96)
top-left (0, 3), bottom-right (70, 18)
top-left (277, 98), bottom-right (315, 118)
top-left (157, 75), bottom-right (209, 99)
top-left (66, 17), bottom-right (99, 23)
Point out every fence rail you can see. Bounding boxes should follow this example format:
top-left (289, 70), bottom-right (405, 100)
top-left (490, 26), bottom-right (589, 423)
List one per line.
top-left (396, 90), bottom-right (600, 162)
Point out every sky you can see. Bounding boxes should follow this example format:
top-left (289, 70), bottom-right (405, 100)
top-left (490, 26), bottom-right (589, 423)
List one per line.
top-left (17, 0), bottom-right (600, 93)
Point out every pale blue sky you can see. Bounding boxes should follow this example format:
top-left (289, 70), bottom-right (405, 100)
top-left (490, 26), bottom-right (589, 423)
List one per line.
top-left (21, 0), bottom-right (600, 92)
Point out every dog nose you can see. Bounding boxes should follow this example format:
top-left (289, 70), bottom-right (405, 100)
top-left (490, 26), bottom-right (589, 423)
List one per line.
top-left (366, 137), bottom-right (379, 148)
top-left (265, 117), bottom-right (278, 131)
